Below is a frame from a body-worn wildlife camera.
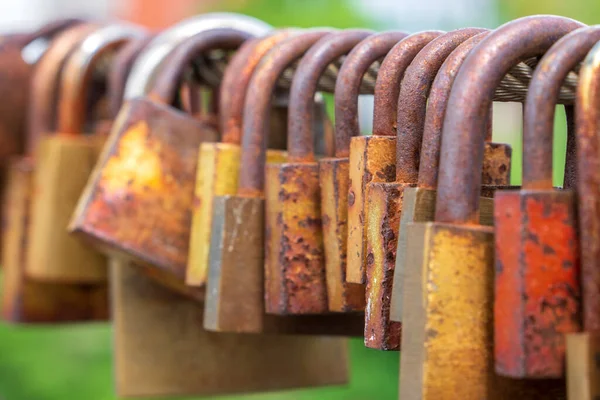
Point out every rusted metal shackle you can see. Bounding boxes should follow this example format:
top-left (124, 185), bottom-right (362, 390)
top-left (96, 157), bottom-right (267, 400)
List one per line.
top-left (238, 29), bottom-right (334, 197)
top-left (418, 32), bottom-right (489, 189)
top-left (396, 27), bottom-right (487, 184)
top-left (149, 28), bottom-right (253, 106)
top-left (436, 15), bottom-right (584, 225)
top-left (333, 31), bottom-right (409, 156)
top-left (371, 31), bottom-right (444, 138)
top-left (287, 29), bottom-right (374, 162)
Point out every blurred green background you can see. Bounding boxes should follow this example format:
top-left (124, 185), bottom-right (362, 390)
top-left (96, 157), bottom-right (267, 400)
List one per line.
top-left (0, 0), bottom-right (598, 399)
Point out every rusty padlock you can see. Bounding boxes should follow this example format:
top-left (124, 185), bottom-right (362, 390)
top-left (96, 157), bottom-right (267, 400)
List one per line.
top-left (111, 258), bottom-right (349, 398)
top-left (204, 30), bottom-right (361, 335)
top-left (2, 24), bottom-right (110, 323)
top-left (345, 30), bottom-right (443, 285)
top-left (566, 36), bottom-right (600, 400)
top-left (399, 16), bottom-right (582, 399)
top-left (185, 30), bottom-right (294, 288)
top-left (69, 28), bottom-right (253, 288)
top-left (320, 30), bottom-right (408, 313)
top-left (25, 24), bottom-right (145, 283)
top-left (364, 28), bottom-right (492, 351)
top-left (495, 26), bottom-right (600, 379)
top-left (265, 29), bottom-right (374, 316)
top-left (389, 31), bottom-right (513, 322)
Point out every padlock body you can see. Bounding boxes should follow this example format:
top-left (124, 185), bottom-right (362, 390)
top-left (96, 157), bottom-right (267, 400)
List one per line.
top-left (390, 142), bottom-right (511, 322)
top-left (186, 143), bottom-right (286, 287)
top-left (494, 189), bottom-right (580, 378)
top-left (319, 157), bottom-right (365, 312)
top-left (26, 134), bottom-right (107, 282)
top-left (265, 162), bottom-right (327, 315)
top-left (400, 221), bottom-right (564, 399)
top-left (566, 332), bottom-right (600, 399)
top-left (347, 135), bottom-right (396, 284)
top-left (70, 98), bottom-right (218, 288)
top-left (364, 181), bottom-right (414, 350)
top-left (111, 259), bottom-right (349, 398)
top-left (2, 158), bottom-right (108, 322)
top-left (205, 194), bottom-right (363, 335)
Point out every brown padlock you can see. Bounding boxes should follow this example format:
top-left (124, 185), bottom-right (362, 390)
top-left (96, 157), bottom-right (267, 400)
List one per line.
top-left (2, 24), bottom-right (110, 323)
top-left (495, 26), bottom-right (600, 379)
top-left (185, 30), bottom-right (294, 288)
top-left (320, 31), bottom-right (408, 313)
top-left (204, 30), bottom-right (362, 335)
top-left (566, 37), bottom-right (600, 399)
top-left (25, 24), bottom-right (145, 283)
top-left (111, 258), bottom-right (349, 398)
top-left (389, 31), bottom-right (514, 323)
top-left (345, 30), bottom-right (443, 285)
top-left (70, 28), bottom-right (253, 289)
top-left (265, 29), bottom-right (374, 315)
top-left (364, 28), bottom-right (492, 351)
top-left (399, 15), bottom-right (582, 399)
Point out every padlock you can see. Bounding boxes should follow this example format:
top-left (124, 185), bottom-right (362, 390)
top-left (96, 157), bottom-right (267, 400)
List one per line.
top-left (345, 30), bottom-right (443, 285)
top-left (363, 28), bottom-right (490, 351)
top-left (2, 24), bottom-right (111, 323)
top-left (399, 16), bottom-right (581, 399)
top-left (185, 30), bottom-right (294, 287)
top-left (111, 259), bottom-right (349, 398)
top-left (204, 30), bottom-right (361, 335)
top-left (108, 34), bottom-right (155, 118)
top-left (24, 24), bottom-right (145, 283)
top-left (390, 31), bottom-right (514, 323)
top-left (69, 28), bottom-right (252, 289)
top-left (566, 36), bottom-right (600, 399)
top-left (265, 29), bottom-right (374, 315)
top-left (495, 26), bottom-right (600, 379)
top-left (319, 31), bottom-right (407, 313)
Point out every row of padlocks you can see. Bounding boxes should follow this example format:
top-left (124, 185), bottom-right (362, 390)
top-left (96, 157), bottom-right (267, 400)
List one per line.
top-left (0, 13), bottom-right (597, 399)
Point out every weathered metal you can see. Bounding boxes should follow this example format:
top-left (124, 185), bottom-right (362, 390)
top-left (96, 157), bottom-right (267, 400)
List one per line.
top-left (363, 28), bottom-right (487, 351)
top-left (389, 32), bottom-right (513, 323)
top-left (319, 31), bottom-right (407, 313)
top-left (186, 30), bottom-right (293, 288)
top-left (495, 26), bottom-right (600, 379)
top-left (111, 258), bottom-right (350, 398)
top-left (566, 37), bottom-right (600, 400)
top-left (399, 15), bottom-right (582, 399)
top-left (69, 29), bottom-right (251, 292)
top-left (204, 30), bottom-right (362, 335)
top-left (1, 24), bottom-right (110, 323)
top-left (345, 30), bottom-right (443, 285)
top-left (25, 25), bottom-right (145, 284)
top-left (264, 29), bottom-right (373, 315)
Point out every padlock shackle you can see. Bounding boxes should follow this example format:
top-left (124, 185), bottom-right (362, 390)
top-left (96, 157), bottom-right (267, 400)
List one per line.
top-left (333, 31), bottom-right (408, 158)
top-left (418, 32), bottom-right (490, 190)
top-left (27, 23), bottom-right (101, 154)
top-left (108, 34), bottom-right (154, 119)
top-left (523, 26), bottom-right (600, 190)
top-left (237, 30), bottom-right (334, 197)
top-left (576, 41), bottom-right (600, 332)
top-left (57, 24), bottom-right (147, 135)
top-left (435, 15), bottom-right (584, 225)
top-left (219, 30), bottom-right (296, 145)
top-left (287, 29), bottom-right (373, 162)
top-left (149, 28), bottom-right (252, 106)
top-left (28, 18), bottom-right (86, 43)
top-left (372, 30), bottom-right (444, 137)
top-left (396, 28), bottom-right (487, 184)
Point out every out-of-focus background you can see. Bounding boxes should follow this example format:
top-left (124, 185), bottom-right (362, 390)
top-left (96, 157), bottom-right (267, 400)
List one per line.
top-left (0, 0), bottom-right (595, 399)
